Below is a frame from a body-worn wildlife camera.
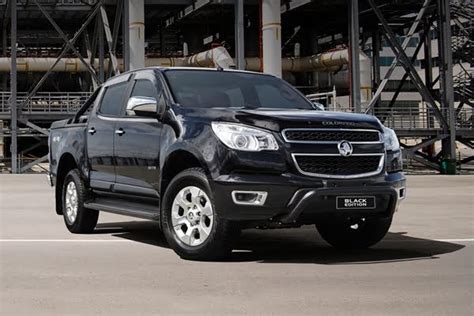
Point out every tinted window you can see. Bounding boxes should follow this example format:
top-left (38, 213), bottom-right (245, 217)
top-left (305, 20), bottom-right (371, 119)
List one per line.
top-left (255, 84), bottom-right (301, 109)
top-left (99, 82), bottom-right (128, 116)
top-left (164, 70), bottom-right (313, 110)
top-left (131, 80), bottom-right (159, 98)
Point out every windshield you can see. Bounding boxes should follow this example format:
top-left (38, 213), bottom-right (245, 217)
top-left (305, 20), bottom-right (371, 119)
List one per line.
top-left (164, 69), bottom-right (314, 110)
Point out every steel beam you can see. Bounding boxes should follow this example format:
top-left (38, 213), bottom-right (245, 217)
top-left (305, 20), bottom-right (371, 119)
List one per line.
top-left (383, 20), bottom-right (433, 122)
top-left (366, 0), bottom-right (432, 112)
top-left (18, 119), bottom-right (49, 136)
top-left (107, 0), bottom-right (123, 78)
top-left (20, 154), bottom-right (48, 173)
top-left (1, 11), bottom-right (7, 91)
top-left (90, 17), bottom-right (99, 67)
top-left (123, 0), bottom-right (130, 72)
top-left (437, 0), bottom-right (456, 161)
top-left (234, 0), bottom-right (245, 70)
top-left (10, 0), bottom-right (17, 173)
top-left (21, 1), bottom-right (103, 109)
top-left (98, 14), bottom-right (105, 82)
top-left (84, 32), bottom-right (98, 90)
top-left (281, 0), bottom-right (312, 14)
top-left (424, 18), bottom-right (433, 92)
top-left (403, 135), bottom-right (447, 156)
top-left (100, 5), bottom-right (120, 77)
top-left (19, 139), bottom-right (46, 156)
top-left (371, 29), bottom-right (381, 111)
top-left (348, 0), bottom-right (361, 112)
top-left (411, 154), bottom-right (441, 170)
top-left (165, 0), bottom-right (214, 28)
top-left (33, 0), bottom-right (100, 84)
top-left (367, 0), bottom-right (448, 128)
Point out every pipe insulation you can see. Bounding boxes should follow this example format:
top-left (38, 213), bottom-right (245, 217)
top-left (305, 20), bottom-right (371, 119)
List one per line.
top-left (0, 46), bottom-right (371, 101)
top-left (0, 47), bottom-right (361, 74)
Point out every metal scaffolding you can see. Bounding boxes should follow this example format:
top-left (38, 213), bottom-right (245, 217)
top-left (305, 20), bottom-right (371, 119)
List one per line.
top-left (0, 0), bottom-right (472, 173)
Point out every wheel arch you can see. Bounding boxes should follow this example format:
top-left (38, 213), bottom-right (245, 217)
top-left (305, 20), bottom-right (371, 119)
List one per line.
top-left (160, 149), bottom-right (209, 199)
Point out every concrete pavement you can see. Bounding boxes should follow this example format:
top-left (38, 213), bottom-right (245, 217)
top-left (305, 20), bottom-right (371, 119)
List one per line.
top-left (0, 175), bottom-right (473, 315)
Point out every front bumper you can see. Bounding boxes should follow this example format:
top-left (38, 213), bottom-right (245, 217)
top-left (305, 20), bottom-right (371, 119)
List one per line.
top-left (211, 172), bottom-right (405, 222)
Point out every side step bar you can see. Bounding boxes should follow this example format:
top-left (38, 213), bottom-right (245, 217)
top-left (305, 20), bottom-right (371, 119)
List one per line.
top-left (84, 198), bottom-right (160, 221)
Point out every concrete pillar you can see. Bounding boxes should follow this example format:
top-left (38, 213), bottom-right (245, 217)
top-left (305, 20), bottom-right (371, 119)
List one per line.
top-left (261, 0), bottom-right (282, 77)
top-left (128, 0), bottom-right (145, 70)
top-left (1, 22), bottom-right (7, 91)
top-left (438, 0), bottom-right (456, 172)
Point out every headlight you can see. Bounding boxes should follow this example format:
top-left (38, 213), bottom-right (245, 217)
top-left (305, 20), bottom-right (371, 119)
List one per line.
top-left (383, 127), bottom-right (400, 151)
top-left (211, 122), bottom-right (279, 151)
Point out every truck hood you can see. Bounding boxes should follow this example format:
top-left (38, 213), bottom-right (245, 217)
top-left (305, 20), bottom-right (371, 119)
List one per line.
top-left (236, 109), bottom-right (383, 131)
top-left (176, 107), bottom-right (384, 132)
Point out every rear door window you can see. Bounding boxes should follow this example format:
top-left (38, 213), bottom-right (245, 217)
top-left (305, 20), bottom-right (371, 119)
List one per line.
top-left (98, 82), bottom-right (128, 116)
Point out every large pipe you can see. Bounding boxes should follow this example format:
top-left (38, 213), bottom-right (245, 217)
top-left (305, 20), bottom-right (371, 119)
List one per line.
top-left (0, 47), bottom-right (352, 73)
top-left (0, 46), bottom-right (371, 104)
top-left (0, 47), bottom-right (236, 72)
top-left (261, 0), bottom-right (282, 78)
top-left (313, 51), bottom-right (372, 103)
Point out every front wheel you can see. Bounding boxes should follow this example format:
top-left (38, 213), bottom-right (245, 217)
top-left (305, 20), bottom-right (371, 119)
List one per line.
top-left (316, 216), bottom-right (392, 249)
top-left (161, 168), bottom-right (238, 261)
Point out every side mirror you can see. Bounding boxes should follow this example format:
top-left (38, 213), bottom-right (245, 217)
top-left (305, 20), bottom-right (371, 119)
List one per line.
top-left (126, 96), bottom-right (158, 118)
top-left (311, 101), bottom-right (325, 111)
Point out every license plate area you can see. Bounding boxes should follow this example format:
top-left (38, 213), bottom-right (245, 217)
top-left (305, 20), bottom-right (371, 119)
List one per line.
top-left (336, 196), bottom-right (376, 210)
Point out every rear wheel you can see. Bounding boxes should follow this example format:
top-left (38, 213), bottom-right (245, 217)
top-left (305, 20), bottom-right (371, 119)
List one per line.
top-left (316, 216), bottom-right (392, 249)
top-left (62, 169), bottom-right (99, 233)
top-left (162, 168), bottom-right (238, 261)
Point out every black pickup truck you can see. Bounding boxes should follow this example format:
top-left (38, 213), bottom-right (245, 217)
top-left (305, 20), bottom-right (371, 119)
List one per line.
top-left (48, 67), bottom-right (406, 260)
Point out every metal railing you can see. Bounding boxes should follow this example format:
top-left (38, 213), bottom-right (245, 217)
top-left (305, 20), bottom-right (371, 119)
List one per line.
top-left (0, 0), bottom-right (97, 5)
top-left (0, 91), bottom-right (471, 132)
top-left (366, 106), bottom-right (471, 131)
top-left (0, 92), bottom-right (92, 114)
top-left (306, 86), bottom-right (337, 111)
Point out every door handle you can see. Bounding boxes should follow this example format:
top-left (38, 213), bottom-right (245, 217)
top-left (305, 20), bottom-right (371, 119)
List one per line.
top-left (115, 128), bottom-right (125, 136)
top-left (88, 127), bottom-right (96, 135)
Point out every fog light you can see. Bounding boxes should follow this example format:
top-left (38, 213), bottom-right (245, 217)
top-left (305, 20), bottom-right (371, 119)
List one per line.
top-left (231, 191), bottom-right (268, 206)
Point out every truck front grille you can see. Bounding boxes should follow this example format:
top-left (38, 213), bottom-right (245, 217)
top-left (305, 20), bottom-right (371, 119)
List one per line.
top-left (283, 129), bottom-right (381, 143)
top-left (292, 154), bottom-right (384, 179)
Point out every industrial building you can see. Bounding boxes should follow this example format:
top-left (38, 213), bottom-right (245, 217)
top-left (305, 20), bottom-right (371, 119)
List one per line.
top-left (0, 0), bottom-right (472, 173)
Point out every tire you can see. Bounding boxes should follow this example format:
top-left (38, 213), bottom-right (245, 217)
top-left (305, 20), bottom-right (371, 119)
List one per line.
top-left (62, 169), bottom-right (99, 233)
top-left (316, 216), bottom-right (392, 249)
top-left (161, 168), bottom-right (238, 261)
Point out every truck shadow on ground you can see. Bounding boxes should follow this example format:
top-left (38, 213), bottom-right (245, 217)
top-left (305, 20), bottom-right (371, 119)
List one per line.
top-left (95, 221), bottom-right (465, 264)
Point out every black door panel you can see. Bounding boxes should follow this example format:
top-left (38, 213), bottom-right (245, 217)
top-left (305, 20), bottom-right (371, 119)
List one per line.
top-left (87, 81), bottom-right (129, 190)
top-left (113, 74), bottom-right (163, 197)
top-left (114, 119), bottom-right (161, 192)
top-left (87, 115), bottom-right (117, 186)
